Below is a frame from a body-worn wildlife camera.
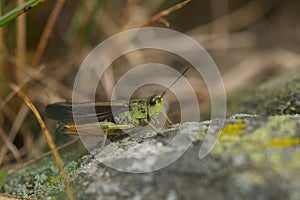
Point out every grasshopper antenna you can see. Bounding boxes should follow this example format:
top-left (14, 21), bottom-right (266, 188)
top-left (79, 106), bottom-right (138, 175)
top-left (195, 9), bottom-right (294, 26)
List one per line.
top-left (161, 67), bottom-right (189, 98)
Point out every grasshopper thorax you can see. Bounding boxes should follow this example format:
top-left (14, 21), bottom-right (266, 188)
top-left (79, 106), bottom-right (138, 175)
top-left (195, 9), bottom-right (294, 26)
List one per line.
top-left (127, 95), bottom-right (163, 126)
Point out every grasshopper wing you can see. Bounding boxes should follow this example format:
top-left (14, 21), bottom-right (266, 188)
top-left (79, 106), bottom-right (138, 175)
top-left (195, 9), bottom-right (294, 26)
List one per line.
top-left (45, 101), bottom-right (130, 124)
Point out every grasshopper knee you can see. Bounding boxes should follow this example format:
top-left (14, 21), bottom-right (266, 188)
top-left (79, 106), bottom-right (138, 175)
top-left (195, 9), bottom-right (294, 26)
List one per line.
top-left (56, 122), bottom-right (67, 133)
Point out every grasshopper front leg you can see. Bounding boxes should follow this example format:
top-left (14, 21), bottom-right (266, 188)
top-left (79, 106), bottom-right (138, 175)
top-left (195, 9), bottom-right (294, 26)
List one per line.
top-left (161, 111), bottom-right (173, 125)
top-left (143, 119), bottom-right (165, 137)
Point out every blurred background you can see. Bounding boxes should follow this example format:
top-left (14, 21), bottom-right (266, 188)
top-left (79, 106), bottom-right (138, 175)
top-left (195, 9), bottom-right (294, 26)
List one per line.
top-left (0, 0), bottom-right (299, 168)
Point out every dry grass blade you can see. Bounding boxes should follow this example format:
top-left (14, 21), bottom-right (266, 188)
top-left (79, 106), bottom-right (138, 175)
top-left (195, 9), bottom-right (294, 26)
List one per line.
top-left (189, 0), bottom-right (282, 35)
top-left (0, 103), bottom-right (28, 165)
top-left (120, 0), bottom-right (140, 29)
top-left (0, 59), bottom-right (45, 110)
top-left (0, 126), bottom-right (21, 163)
top-left (140, 0), bottom-right (191, 27)
top-left (32, 0), bottom-right (66, 67)
top-left (10, 84), bottom-right (74, 200)
top-left (0, 2), bottom-right (7, 72)
top-left (0, 53), bottom-right (75, 107)
top-left (16, 0), bottom-right (26, 84)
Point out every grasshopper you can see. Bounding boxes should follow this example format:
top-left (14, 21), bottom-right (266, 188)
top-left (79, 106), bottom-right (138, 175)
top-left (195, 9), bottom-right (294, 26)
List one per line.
top-left (45, 67), bottom-right (188, 142)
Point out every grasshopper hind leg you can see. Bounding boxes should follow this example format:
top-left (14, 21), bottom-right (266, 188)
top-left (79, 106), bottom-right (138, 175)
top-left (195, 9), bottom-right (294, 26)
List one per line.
top-left (56, 122), bottom-right (78, 135)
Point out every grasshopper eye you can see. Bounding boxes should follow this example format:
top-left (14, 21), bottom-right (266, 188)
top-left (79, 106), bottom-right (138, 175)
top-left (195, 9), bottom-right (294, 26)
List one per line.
top-left (149, 97), bottom-right (156, 106)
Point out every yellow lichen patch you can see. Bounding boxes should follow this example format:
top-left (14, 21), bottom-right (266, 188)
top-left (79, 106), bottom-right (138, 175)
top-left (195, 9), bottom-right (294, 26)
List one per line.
top-left (262, 138), bottom-right (300, 148)
top-left (49, 177), bottom-right (57, 184)
top-left (243, 115), bottom-right (298, 147)
top-left (244, 116), bottom-right (300, 174)
top-left (208, 115), bottom-right (300, 175)
top-left (219, 119), bottom-right (246, 137)
top-left (210, 120), bottom-right (246, 155)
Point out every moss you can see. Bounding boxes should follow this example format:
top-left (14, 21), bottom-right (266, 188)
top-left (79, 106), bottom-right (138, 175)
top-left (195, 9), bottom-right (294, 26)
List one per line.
top-left (2, 142), bottom-right (86, 198)
top-left (228, 70), bottom-right (300, 115)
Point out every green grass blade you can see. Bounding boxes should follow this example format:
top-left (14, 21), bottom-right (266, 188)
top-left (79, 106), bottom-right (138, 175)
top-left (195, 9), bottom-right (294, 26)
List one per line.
top-left (0, 169), bottom-right (8, 189)
top-left (1, 0), bottom-right (5, 16)
top-left (0, 0), bottom-right (46, 27)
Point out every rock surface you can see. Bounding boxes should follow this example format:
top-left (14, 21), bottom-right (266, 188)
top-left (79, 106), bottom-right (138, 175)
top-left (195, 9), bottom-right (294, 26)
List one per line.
top-left (2, 71), bottom-right (300, 199)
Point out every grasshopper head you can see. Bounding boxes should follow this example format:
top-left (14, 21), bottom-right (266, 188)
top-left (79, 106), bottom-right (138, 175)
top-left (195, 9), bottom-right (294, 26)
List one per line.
top-left (148, 95), bottom-right (163, 119)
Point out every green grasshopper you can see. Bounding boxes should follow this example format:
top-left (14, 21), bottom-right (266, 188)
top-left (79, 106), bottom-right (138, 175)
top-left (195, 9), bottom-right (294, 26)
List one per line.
top-left (45, 67), bottom-right (188, 141)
